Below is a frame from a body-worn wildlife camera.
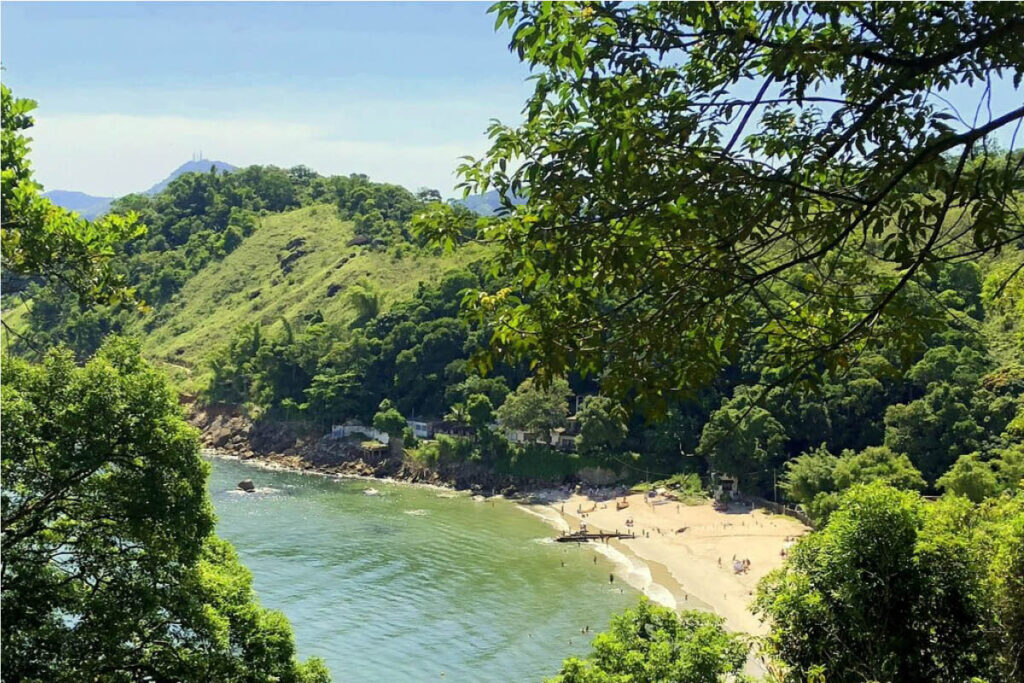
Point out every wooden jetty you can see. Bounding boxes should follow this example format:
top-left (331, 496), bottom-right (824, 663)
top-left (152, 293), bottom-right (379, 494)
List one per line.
top-left (555, 530), bottom-right (636, 543)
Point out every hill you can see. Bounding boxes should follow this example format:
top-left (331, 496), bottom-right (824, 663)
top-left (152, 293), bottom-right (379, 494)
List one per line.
top-left (139, 203), bottom-right (488, 388)
top-left (42, 158), bottom-right (238, 218)
top-left (40, 190), bottom-right (113, 219)
top-left (144, 159), bottom-right (237, 195)
top-left (452, 189), bottom-right (526, 216)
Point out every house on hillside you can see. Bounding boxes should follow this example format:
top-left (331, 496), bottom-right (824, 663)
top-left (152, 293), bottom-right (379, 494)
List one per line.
top-left (406, 420), bottom-right (431, 439)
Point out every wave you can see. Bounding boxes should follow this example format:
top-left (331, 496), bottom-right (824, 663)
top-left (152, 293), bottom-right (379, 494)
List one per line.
top-left (516, 504), bottom-right (571, 533)
top-left (589, 543), bottom-right (676, 609)
top-left (516, 502), bottom-right (677, 609)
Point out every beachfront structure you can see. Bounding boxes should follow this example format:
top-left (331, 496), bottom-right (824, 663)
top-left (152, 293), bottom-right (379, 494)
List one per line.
top-left (331, 403), bottom-right (584, 451)
top-left (330, 423), bottom-right (391, 444)
top-left (406, 420), bottom-right (431, 439)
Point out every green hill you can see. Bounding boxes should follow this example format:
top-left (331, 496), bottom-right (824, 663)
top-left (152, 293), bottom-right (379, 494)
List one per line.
top-left (134, 203), bottom-right (488, 390)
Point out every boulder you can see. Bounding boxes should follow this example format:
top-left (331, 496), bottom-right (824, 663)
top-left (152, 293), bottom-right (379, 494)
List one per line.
top-left (237, 479), bottom-right (256, 493)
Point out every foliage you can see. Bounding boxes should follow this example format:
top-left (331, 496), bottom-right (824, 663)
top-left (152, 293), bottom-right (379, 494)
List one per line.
top-left (1, 84), bottom-right (143, 309)
top-left (349, 281), bottom-right (382, 328)
top-left (937, 451), bottom-right (1000, 503)
top-left (372, 398), bottom-right (407, 438)
top-left (417, 2), bottom-right (1024, 408)
top-left (574, 395), bottom-right (628, 458)
top-left (832, 446), bottom-right (926, 492)
top-left (0, 339), bottom-right (327, 682)
top-left (780, 445), bottom-right (838, 505)
top-left (546, 599), bottom-right (748, 683)
top-left (465, 393), bottom-right (495, 429)
top-left (756, 483), bottom-right (1022, 682)
top-left (495, 376), bottom-right (571, 439)
top-left (696, 388), bottom-right (786, 492)
top-left (977, 493), bottom-right (1024, 680)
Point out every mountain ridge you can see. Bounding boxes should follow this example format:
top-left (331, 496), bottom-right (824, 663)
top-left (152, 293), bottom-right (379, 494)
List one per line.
top-left (43, 158), bottom-right (238, 219)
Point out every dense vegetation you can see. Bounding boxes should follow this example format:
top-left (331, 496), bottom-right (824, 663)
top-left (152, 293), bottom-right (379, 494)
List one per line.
top-left (2, 84), bottom-right (328, 682)
top-left (13, 158), bottom-right (434, 361)
top-left (5, 2), bottom-right (1024, 682)
top-left (756, 482), bottom-right (1023, 683)
top-left (546, 600), bottom-right (748, 683)
top-left (420, 2), bottom-right (1024, 409)
top-left (2, 341), bottom-right (328, 682)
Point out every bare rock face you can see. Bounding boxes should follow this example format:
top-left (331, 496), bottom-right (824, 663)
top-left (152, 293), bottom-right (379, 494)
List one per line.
top-left (237, 479), bottom-right (256, 493)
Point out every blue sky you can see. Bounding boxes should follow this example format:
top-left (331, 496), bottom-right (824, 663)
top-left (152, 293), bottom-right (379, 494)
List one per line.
top-left (2, 2), bottom-right (532, 196)
top-left (2, 3), bottom-right (1021, 198)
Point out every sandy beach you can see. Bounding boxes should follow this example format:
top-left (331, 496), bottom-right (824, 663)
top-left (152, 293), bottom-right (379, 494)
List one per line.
top-left (540, 491), bottom-right (809, 636)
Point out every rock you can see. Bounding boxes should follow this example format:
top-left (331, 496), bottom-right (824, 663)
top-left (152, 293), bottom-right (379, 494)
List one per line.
top-left (237, 479), bottom-right (256, 493)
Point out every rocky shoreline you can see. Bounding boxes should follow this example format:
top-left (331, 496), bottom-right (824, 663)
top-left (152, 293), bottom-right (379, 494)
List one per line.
top-left (189, 403), bottom-right (557, 497)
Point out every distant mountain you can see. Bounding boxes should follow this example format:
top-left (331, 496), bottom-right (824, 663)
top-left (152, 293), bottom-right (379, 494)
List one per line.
top-left (40, 190), bottom-right (114, 220)
top-left (144, 159), bottom-right (238, 196)
top-left (453, 189), bottom-right (527, 216)
top-left (43, 159), bottom-right (238, 219)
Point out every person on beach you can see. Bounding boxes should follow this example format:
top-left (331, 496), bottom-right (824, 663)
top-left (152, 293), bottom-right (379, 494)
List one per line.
top-left (609, 573), bottom-right (614, 584)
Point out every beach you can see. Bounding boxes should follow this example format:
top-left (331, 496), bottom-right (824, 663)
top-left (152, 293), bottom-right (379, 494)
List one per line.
top-left (539, 491), bottom-right (809, 636)
top-left (209, 448), bottom-right (807, 636)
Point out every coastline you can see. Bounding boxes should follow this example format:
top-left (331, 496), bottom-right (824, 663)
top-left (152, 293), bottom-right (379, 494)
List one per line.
top-left (209, 447), bottom-right (806, 636)
top-left (208, 449), bottom-right (805, 675)
top-left (538, 491), bottom-right (809, 636)
top-left (203, 448), bottom-right (460, 494)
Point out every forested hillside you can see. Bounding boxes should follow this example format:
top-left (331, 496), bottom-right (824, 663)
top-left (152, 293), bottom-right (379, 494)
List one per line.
top-left (11, 156), bottom-right (1023, 515)
top-left (5, 3), bottom-right (1024, 682)
top-left (6, 164), bottom-right (490, 391)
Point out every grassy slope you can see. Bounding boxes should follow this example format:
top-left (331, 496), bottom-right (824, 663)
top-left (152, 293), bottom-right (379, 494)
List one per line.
top-left (134, 203), bottom-right (489, 390)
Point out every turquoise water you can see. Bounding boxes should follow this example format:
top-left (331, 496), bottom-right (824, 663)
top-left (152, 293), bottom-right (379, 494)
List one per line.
top-left (207, 457), bottom-right (638, 682)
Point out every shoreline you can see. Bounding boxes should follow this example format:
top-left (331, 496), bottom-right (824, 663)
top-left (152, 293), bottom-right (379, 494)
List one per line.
top-left (208, 449), bottom-right (805, 675)
top-left (541, 491), bottom-right (809, 636)
top-left (203, 448), bottom-right (460, 495)
top-left (210, 448), bottom-right (805, 636)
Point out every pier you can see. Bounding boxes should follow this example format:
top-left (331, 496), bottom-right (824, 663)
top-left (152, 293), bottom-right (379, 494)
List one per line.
top-left (555, 530), bottom-right (636, 543)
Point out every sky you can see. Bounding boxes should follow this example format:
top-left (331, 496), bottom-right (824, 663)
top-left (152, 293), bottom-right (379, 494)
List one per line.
top-left (1, 2), bottom-right (533, 197)
top-left (2, 3), bottom-right (1021, 199)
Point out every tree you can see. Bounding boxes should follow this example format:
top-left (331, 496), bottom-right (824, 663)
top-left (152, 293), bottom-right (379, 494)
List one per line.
top-left (418, 3), bottom-right (1024, 405)
top-left (1, 339), bottom-right (328, 682)
top-left (495, 376), bottom-right (570, 441)
top-left (546, 599), bottom-right (748, 683)
top-left (884, 384), bottom-right (984, 483)
top-left (574, 395), bottom-right (628, 457)
top-left (977, 493), bottom-right (1024, 680)
top-left (372, 398), bottom-right (407, 438)
top-left (1, 84), bottom-right (143, 312)
top-left (349, 282), bottom-right (381, 328)
top-left (465, 393), bottom-right (495, 430)
top-left (832, 445), bottom-right (926, 493)
top-left (780, 444), bottom-right (838, 504)
top-left (756, 483), bottom-right (1006, 682)
top-left (937, 451), bottom-right (999, 503)
top-left (696, 390), bottom-right (786, 494)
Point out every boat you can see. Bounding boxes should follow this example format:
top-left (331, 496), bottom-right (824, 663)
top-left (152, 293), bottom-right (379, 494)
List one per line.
top-left (364, 488), bottom-right (380, 496)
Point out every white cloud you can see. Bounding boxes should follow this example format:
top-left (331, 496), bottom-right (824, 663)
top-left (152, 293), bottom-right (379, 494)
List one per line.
top-left (30, 112), bottom-right (490, 197)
